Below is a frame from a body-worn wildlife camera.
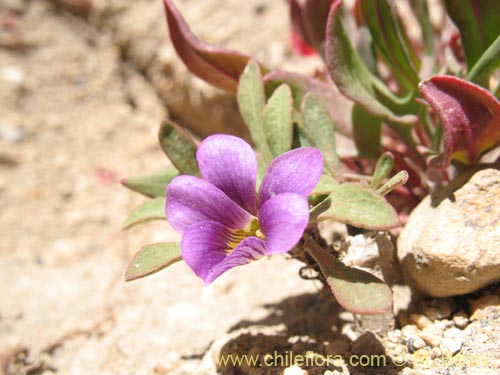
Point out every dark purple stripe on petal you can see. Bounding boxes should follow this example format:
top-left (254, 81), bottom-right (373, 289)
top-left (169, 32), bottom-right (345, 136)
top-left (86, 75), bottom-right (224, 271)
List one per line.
top-left (204, 236), bottom-right (266, 284)
top-left (258, 148), bottom-right (323, 206)
top-left (197, 135), bottom-right (258, 214)
top-left (258, 193), bottom-right (310, 255)
top-left (166, 175), bottom-right (252, 233)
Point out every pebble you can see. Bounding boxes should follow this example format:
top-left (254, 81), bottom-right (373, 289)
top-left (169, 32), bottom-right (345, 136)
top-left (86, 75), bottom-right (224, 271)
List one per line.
top-left (423, 300), bottom-right (452, 320)
top-left (419, 322), bottom-right (444, 347)
top-left (0, 121), bottom-right (23, 143)
top-left (283, 365), bottom-right (308, 375)
top-left (452, 311), bottom-right (469, 328)
top-left (401, 324), bottom-right (419, 341)
top-left (1, 66), bottom-right (26, 87)
top-left (440, 327), bottom-right (463, 355)
top-left (408, 337), bottom-right (426, 352)
top-left (409, 314), bottom-right (432, 330)
top-left (470, 295), bottom-right (500, 321)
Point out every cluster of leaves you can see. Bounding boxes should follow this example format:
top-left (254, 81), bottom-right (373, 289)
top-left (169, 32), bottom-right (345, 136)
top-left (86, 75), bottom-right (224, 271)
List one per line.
top-left (120, 0), bottom-right (500, 315)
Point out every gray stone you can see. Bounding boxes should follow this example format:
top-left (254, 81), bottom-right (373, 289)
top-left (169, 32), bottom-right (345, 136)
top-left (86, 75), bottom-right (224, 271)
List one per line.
top-left (398, 168), bottom-right (500, 297)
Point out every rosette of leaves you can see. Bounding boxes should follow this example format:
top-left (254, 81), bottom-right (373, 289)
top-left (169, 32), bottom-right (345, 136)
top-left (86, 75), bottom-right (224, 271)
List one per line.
top-left (121, 0), bottom-right (500, 315)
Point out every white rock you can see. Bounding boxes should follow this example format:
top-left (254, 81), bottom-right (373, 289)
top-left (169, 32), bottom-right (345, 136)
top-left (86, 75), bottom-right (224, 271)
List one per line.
top-left (397, 168), bottom-right (500, 297)
top-left (441, 327), bottom-right (463, 355)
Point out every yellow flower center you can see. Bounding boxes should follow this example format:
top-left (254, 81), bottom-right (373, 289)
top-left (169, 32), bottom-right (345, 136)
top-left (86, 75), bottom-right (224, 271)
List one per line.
top-left (227, 219), bottom-right (265, 253)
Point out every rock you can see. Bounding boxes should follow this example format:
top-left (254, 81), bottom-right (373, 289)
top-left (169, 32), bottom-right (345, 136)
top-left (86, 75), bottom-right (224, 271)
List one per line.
top-left (440, 327), bottom-right (463, 355)
top-left (419, 322), bottom-right (444, 347)
top-left (283, 365), bottom-right (309, 375)
top-left (409, 314), bottom-right (432, 330)
top-left (470, 295), bottom-right (500, 321)
top-left (0, 121), bottom-right (23, 143)
top-left (398, 168), bottom-right (500, 297)
top-left (452, 311), bottom-right (469, 329)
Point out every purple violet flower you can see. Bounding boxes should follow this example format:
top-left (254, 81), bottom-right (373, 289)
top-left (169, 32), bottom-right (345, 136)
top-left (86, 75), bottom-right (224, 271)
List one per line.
top-left (166, 134), bottom-right (324, 284)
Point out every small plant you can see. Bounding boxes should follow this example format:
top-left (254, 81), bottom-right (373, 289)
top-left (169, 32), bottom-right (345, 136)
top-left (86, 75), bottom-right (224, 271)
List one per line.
top-left (121, 0), bottom-right (500, 315)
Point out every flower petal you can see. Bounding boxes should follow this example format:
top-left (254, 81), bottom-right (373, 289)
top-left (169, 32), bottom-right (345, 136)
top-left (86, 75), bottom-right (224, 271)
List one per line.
top-left (197, 134), bottom-right (258, 214)
top-left (181, 221), bottom-right (265, 284)
top-left (258, 193), bottom-right (310, 255)
top-left (166, 175), bottom-right (252, 232)
top-left (258, 147), bottom-right (323, 206)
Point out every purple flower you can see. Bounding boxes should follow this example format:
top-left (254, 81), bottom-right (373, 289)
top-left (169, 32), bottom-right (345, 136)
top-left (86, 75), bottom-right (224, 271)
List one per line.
top-left (166, 134), bottom-right (324, 284)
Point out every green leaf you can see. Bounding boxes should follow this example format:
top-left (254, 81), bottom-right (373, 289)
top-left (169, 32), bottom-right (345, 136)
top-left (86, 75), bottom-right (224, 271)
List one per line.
top-left (370, 152), bottom-right (394, 189)
top-left (263, 84), bottom-right (293, 157)
top-left (125, 242), bottom-right (182, 281)
top-left (237, 61), bottom-right (273, 163)
top-left (123, 197), bottom-right (166, 230)
top-left (376, 171), bottom-right (409, 196)
top-left (312, 174), bottom-right (340, 195)
top-left (121, 167), bottom-right (179, 198)
top-left (352, 104), bottom-right (382, 159)
top-left (467, 34), bottom-right (500, 86)
top-left (301, 92), bottom-right (341, 178)
top-left (159, 120), bottom-right (199, 176)
top-left (444, 0), bottom-right (500, 73)
top-left (310, 183), bottom-right (399, 230)
top-left (305, 239), bottom-right (392, 315)
top-left (325, 0), bottom-right (417, 124)
top-left (359, 0), bottom-right (419, 91)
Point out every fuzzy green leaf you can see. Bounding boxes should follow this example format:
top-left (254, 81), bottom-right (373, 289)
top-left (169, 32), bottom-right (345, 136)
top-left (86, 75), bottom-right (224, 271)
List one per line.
top-left (123, 198), bottom-right (166, 230)
top-left (237, 61), bottom-right (273, 163)
top-left (377, 171), bottom-right (409, 196)
top-left (159, 120), bottom-right (199, 176)
top-left (121, 167), bottom-right (179, 198)
top-left (305, 239), bottom-right (392, 315)
top-left (302, 92), bottom-right (341, 178)
top-left (370, 152), bottom-right (394, 189)
top-left (310, 183), bottom-right (399, 229)
top-left (263, 84), bottom-right (293, 156)
top-left (125, 242), bottom-right (182, 281)
top-left (312, 174), bottom-right (340, 195)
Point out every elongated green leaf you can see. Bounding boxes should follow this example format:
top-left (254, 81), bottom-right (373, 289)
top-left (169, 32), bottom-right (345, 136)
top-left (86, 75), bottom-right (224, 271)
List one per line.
top-left (376, 171), bottom-right (409, 196)
top-left (370, 152), bottom-right (394, 189)
top-left (121, 167), bottom-right (179, 198)
top-left (467, 34), bottom-right (500, 85)
top-left (237, 61), bottom-right (273, 163)
top-left (325, 0), bottom-right (417, 124)
top-left (263, 84), bottom-right (293, 157)
top-left (302, 92), bottom-right (341, 178)
top-left (444, 0), bottom-right (500, 72)
top-left (360, 0), bottom-right (419, 91)
top-left (125, 242), bottom-right (182, 281)
top-left (352, 104), bottom-right (382, 159)
top-left (263, 71), bottom-right (353, 136)
top-left (305, 239), bottom-right (392, 315)
top-left (159, 120), bottom-right (199, 176)
top-left (123, 198), bottom-right (166, 230)
top-left (310, 183), bottom-right (399, 229)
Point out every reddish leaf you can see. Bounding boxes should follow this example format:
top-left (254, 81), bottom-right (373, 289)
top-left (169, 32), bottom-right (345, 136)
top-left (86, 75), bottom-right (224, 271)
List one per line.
top-left (289, 0), bottom-right (332, 56)
top-left (163, 0), bottom-right (262, 93)
top-left (419, 75), bottom-right (500, 168)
